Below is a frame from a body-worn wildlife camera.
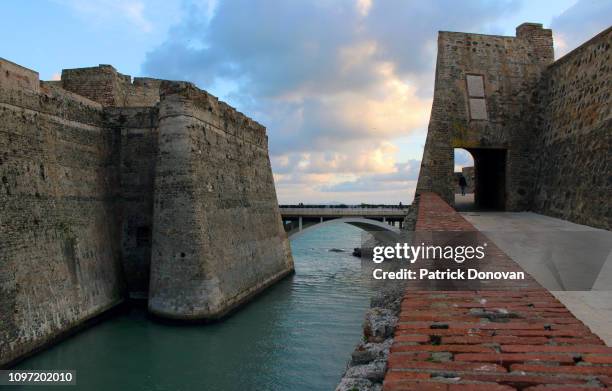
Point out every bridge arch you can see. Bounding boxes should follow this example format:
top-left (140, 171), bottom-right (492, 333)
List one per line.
top-left (286, 217), bottom-right (400, 241)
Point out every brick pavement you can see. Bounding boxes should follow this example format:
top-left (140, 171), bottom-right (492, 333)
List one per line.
top-left (383, 193), bottom-right (612, 390)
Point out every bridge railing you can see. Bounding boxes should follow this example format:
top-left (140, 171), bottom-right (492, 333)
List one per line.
top-left (279, 204), bottom-right (407, 209)
top-left (279, 208), bottom-right (408, 217)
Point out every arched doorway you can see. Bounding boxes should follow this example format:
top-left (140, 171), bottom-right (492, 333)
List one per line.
top-left (454, 147), bottom-right (506, 211)
top-left (454, 148), bottom-right (475, 211)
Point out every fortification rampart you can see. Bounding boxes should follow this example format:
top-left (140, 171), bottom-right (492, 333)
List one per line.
top-left (0, 61), bottom-right (124, 366)
top-left (0, 58), bottom-right (293, 366)
top-left (533, 27), bottom-right (611, 229)
top-left (148, 81), bottom-right (293, 319)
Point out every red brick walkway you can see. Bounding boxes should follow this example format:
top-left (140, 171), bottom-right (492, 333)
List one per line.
top-left (384, 193), bottom-right (612, 390)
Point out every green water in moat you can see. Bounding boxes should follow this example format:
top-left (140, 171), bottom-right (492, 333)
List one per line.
top-left (14, 223), bottom-right (376, 391)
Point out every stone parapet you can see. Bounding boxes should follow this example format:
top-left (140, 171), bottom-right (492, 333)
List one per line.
top-left (0, 58), bottom-right (39, 94)
top-left (61, 65), bottom-right (162, 107)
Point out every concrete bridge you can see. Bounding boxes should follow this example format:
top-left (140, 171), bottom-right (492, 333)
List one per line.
top-left (279, 206), bottom-right (407, 239)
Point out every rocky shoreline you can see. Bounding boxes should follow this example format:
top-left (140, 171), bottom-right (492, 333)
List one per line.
top-left (335, 283), bottom-right (405, 391)
top-left (336, 202), bottom-right (417, 391)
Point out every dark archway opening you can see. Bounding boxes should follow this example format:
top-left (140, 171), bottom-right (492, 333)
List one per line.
top-left (454, 148), bottom-right (506, 211)
top-left (470, 148), bottom-right (506, 210)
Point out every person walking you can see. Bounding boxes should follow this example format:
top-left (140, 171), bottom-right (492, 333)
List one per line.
top-left (458, 174), bottom-right (467, 196)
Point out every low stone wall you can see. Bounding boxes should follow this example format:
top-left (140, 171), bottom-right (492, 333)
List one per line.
top-left (384, 193), bottom-right (612, 390)
top-left (338, 193), bottom-right (612, 390)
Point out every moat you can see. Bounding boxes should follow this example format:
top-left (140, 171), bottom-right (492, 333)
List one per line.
top-left (14, 223), bottom-right (373, 391)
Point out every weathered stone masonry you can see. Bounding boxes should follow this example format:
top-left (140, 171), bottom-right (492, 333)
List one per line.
top-left (148, 82), bottom-right (294, 319)
top-left (0, 58), bottom-right (293, 366)
top-left (533, 28), bottom-right (611, 229)
top-left (0, 59), bottom-right (124, 368)
top-left (416, 23), bottom-right (611, 229)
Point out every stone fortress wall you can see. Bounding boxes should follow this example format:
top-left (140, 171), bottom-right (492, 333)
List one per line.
top-left (416, 23), bottom-right (611, 230)
top-left (0, 59), bottom-right (124, 367)
top-left (148, 82), bottom-right (294, 319)
top-left (533, 28), bottom-right (611, 228)
top-left (0, 58), bottom-right (293, 366)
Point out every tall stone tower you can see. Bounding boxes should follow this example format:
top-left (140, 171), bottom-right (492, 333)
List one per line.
top-left (416, 23), bottom-right (553, 210)
top-left (147, 82), bottom-right (295, 320)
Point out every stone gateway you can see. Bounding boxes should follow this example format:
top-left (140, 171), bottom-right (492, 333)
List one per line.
top-left (416, 23), bottom-right (611, 230)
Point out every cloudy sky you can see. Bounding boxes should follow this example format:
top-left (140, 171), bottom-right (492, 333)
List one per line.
top-left (2, 0), bottom-right (610, 204)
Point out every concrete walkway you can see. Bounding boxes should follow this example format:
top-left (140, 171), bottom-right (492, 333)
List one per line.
top-left (462, 211), bottom-right (612, 345)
